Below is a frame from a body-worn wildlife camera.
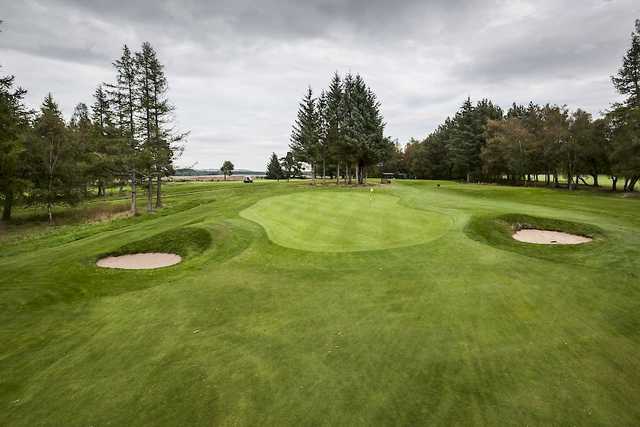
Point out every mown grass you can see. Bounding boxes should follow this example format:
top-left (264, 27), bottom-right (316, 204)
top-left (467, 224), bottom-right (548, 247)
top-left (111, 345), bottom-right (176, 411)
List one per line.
top-left (98, 227), bottom-right (213, 260)
top-left (1, 179), bottom-right (639, 426)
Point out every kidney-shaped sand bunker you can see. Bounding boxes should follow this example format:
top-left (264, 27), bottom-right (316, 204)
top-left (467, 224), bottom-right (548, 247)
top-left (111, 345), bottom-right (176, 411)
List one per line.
top-left (95, 227), bottom-right (212, 270)
top-left (512, 229), bottom-right (592, 245)
top-left (97, 253), bottom-right (182, 269)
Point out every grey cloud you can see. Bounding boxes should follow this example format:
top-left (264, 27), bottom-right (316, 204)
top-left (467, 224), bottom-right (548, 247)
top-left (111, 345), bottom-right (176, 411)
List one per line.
top-left (1, 0), bottom-right (637, 169)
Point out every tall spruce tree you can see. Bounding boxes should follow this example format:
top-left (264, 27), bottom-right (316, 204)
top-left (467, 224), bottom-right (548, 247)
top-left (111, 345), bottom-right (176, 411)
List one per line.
top-left (90, 85), bottom-right (122, 197)
top-left (107, 45), bottom-right (140, 214)
top-left (0, 73), bottom-right (29, 221)
top-left (290, 86), bottom-right (320, 182)
top-left (449, 98), bottom-right (478, 181)
top-left (612, 19), bottom-right (640, 108)
top-left (266, 152), bottom-right (283, 180)
top-left (325, 73), bottom-right (343, 182)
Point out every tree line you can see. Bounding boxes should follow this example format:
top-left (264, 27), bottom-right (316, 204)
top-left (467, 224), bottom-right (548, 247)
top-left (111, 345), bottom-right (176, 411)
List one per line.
top-left (388, 19), bottom-right (640, 192)
top-left (267, 72), bottom-right (394, 183)
top-left (0, 32), bottom-right (184, 223)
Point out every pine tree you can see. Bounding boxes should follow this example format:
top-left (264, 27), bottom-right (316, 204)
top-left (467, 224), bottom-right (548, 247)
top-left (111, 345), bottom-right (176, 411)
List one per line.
top-left (290, 86), bottom-right (320, 182)
top-left (68, 103), bottom-right (93, 196)
top-left (280, 151), bottom-right (301, 181)
top-left (266, 152), bottom-right (283, 180)
top-left (449, 98), bottom-right (477, 181)
top-left (90, 85), bottom-right (122, 197)
top-left (107, 45), bottom-right (140, 214)
top-left (612, 19), bottom-right (640, 107)
top-left (325, 73), bottom-right (343, 182)
top-left (0, 73), bottom-right (30, 221)
top-left (290, 72), bottom-right (390, 184)
top-left (137, 42), bottom-right (184, 209)
top-left (26, 94), bottom-right (81, 223)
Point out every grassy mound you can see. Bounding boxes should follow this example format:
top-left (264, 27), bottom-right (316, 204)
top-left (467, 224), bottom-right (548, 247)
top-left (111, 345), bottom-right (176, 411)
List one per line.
top-left (4, 181), bottom-right (640, 426)
top-left (465, 213), bottom-right (605, 261)
top-left (240, 189), bottom-right (451, 252)
top-left (99, 227), bottom-right (212, 260)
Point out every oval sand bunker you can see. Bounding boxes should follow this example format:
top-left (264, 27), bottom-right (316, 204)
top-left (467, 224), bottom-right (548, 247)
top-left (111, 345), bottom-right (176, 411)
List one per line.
top-left (512, 229), bottom-right (592, 245)
top-left (97, 253), bottom-right (182, 269)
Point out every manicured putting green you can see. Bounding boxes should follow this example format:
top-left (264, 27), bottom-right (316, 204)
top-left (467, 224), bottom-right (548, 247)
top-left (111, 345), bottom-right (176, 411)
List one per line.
top-left (241, 190), bottom-right (451, 252)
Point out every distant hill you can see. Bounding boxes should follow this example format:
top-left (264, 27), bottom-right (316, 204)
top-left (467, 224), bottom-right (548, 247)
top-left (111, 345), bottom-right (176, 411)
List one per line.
top-left (174, 168), bottom-right (265, 176)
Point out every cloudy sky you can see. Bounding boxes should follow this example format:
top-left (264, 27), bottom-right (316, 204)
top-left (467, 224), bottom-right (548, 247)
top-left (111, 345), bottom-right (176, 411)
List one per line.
top-left (1, 0), bottom-right (638, 170)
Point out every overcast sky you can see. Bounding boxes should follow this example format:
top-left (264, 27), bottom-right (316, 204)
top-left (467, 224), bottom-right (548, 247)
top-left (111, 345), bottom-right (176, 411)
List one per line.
top-left (1, 0), bottom-right (638, 170)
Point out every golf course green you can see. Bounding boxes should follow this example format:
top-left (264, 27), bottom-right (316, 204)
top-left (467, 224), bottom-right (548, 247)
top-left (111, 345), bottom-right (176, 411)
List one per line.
top-left (241, 190), bottom-right (451, 252)
top-left (1, 180), bottom-right (640, 426)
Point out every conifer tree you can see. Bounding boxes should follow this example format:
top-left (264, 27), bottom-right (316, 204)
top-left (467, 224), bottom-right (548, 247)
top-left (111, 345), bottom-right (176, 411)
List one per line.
top-left (290, 86), bottom-right (320, 182)
top-left (612, 19), bottom-right (640, 108)
top-left (266, 152), bottom-right (283, 180)
top-left (280, 151), bottom-right (301, 181)
top-left (324, 73), bottom-right (343, 181)
top-left (68, 102), bottom-right (93, 196)
top-left (90, 85), bottom-right (122, 197)
top-left (26, 94), bottom-right (81, 223)
top-left (107, 45), bottom-right (140, 213)
top-left (0, 73), bottom-right (30, 221)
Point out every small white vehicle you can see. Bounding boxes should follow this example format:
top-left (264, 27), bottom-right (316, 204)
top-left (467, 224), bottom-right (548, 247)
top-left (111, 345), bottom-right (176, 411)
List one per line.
top-left (243, 176), bottom-right (254, 183)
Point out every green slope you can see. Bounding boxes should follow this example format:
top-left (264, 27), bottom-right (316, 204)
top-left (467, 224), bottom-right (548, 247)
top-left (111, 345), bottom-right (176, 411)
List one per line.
top-left (1, 180), bottom-right (639, 426)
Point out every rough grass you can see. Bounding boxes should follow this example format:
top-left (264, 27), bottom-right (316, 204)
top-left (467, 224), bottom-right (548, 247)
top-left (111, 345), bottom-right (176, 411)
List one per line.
top-left (1, 179), bottom-right (640, 426)
top-left (99, 227), bottom-right (212, 260)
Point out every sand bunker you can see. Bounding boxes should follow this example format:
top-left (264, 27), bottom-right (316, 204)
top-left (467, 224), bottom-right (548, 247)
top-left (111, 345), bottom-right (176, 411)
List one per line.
top-left (96, 253), bottom-right (182, 269)
top-left (512, 229), bottom-right (592, 245)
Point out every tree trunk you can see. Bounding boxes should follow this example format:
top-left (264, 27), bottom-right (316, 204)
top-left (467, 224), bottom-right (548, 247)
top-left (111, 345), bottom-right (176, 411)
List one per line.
top-left (156, 175), bottom-right (163, 208)
top-left (553, 172), bottom-right (559, 188)
top-left (146, 176), bottom-right (153, 212)
top-left (2, 190), bottom-right (13, 222)
top-left (466, 172), bottom-right (471, 183)
top-left (131, 170), bottom-right (137, 214)
top-left (336, 162), bottom-right (340, 184)
top-left (592, 174), bottom-right (599, 187)
top-left (611, 176), bottom-right (618, 192)
top-left (567, 173), bottom-right (574, 191)
top-left (629, 176), bottom-right (639, 192)
top-left (47, 201), bottom-right (53, 225)
top-left (48, 147), bottom-right (54, 225)
top-left (322, 159), bottom-right (326, 184)
top-left (624, 177), bottom-right (630, 192)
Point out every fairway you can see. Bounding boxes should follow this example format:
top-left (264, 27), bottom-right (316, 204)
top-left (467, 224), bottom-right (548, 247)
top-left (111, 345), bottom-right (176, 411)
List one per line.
top-left (2, 180), bottom-right (640, 426)
top-left (241, 190), bottom-right (451, 252)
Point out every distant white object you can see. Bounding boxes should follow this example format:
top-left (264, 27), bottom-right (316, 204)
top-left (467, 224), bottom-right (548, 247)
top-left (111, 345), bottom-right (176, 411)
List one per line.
top-left (243, 176), bottom-right (254, 183)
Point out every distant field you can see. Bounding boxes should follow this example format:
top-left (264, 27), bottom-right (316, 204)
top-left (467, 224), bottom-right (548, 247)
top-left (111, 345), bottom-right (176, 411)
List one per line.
top-left (1, 180), bottom-right (639, 426)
